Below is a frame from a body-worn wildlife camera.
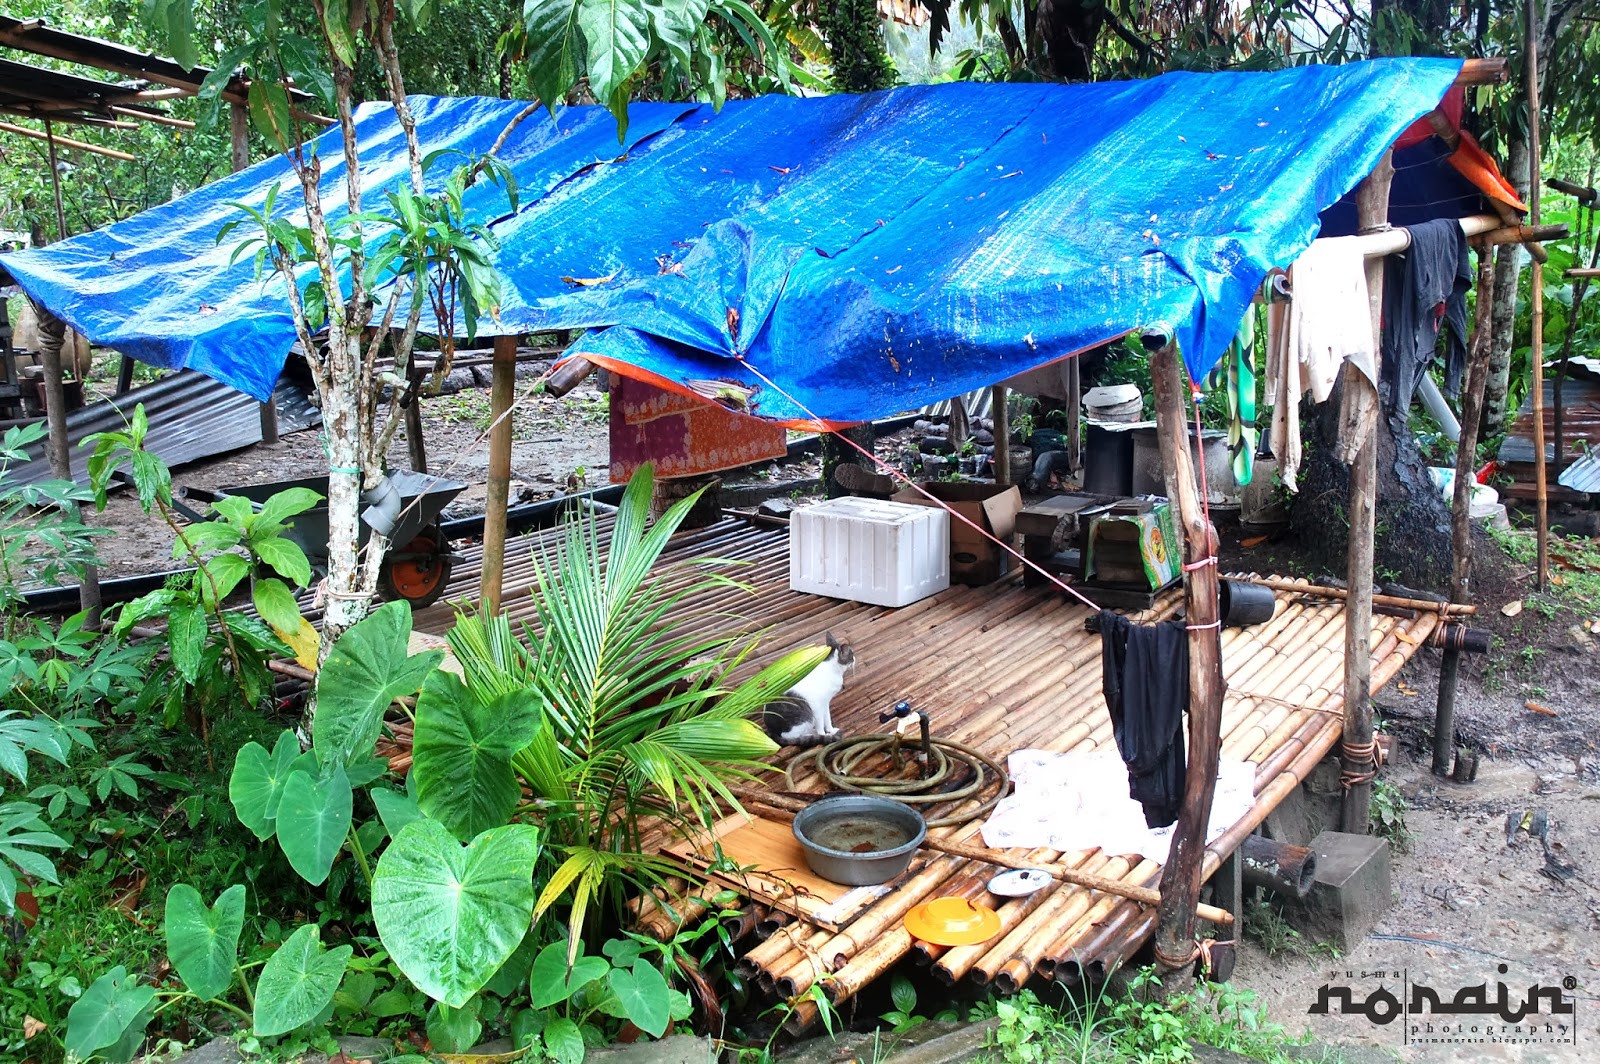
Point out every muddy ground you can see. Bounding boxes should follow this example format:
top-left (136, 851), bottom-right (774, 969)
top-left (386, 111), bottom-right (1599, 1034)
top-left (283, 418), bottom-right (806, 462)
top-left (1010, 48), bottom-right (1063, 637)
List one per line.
top-left (1229, 526), bottom-right (1600, 1062)
top-left (66, 375), bottom-right (1600, 1061)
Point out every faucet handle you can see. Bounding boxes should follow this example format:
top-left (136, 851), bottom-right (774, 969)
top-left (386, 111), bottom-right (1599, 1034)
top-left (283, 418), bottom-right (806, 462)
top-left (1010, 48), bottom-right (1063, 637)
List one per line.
top-left (877, 700), bottom-right (913, 724)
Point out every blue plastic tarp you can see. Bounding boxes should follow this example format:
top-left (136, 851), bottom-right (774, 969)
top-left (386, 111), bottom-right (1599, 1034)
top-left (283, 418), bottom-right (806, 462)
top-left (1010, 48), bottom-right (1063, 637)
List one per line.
top-left (3, 58), bottom-right (1465, 422)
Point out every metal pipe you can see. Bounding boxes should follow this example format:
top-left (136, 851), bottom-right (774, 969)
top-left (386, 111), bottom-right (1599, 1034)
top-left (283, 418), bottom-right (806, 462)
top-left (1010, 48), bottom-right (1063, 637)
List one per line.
top-left (1416, 375), bottom-right (1461, 444)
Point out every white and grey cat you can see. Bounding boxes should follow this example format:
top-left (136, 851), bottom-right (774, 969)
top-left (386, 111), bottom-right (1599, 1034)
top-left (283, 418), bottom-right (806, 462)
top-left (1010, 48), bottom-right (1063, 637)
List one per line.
top-left (762, 633), bottom-right (856, 747)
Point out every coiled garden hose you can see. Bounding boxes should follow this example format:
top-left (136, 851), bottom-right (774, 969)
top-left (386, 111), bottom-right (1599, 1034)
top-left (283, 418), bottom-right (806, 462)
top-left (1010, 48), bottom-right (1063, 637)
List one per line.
top-left (785, 734), bottom-right (1009, 828)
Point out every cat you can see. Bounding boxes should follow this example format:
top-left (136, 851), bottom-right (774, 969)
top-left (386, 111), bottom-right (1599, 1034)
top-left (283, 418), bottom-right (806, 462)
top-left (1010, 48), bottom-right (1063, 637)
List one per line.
top-left (761, 633), bottom-right (856, 747)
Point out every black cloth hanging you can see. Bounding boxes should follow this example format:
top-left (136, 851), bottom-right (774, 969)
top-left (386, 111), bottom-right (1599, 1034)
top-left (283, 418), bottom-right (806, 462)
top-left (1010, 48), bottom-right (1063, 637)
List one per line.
top-left (1098, 609), bottom-right (1190, 829)
top-left (1381, 217), bottom-right (1473, 412)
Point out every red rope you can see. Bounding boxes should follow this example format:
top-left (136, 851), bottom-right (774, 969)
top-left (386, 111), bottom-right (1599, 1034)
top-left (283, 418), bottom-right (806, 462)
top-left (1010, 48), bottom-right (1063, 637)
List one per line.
top-left (733, 356), bottom-right (1107, 612)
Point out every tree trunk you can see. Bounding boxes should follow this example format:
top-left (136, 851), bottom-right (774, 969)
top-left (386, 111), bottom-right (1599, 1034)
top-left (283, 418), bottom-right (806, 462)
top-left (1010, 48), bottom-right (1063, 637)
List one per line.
top-left (821, 424), bottom-right (878, 498)
top-left (1483, 132), bottom-right (1529, 431)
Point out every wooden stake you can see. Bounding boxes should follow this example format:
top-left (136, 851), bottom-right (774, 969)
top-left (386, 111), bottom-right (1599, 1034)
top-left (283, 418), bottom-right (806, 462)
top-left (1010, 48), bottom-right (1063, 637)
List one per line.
top-left (991, 384), bottom-right (1010, 484)
top-left (1527, 0), bottom-right (1549, 590)
top-left (481, 334), bottom-right (517, 611)
top-left (1436, 251), bottom-right (1496, 776)
top-left (1341, 151), bottom-right (1393, 833)
top-left (1148, 343), bottom-right (1226, 976)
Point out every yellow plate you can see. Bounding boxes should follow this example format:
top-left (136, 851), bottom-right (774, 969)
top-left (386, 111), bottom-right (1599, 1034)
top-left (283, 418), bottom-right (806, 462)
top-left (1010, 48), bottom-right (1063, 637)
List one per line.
top-left (904, 896), bottom-right (1002, 946)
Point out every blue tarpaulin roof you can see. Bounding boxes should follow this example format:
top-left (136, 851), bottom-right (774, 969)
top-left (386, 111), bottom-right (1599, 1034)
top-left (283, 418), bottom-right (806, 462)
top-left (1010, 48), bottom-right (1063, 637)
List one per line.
top-left (3, 58), bottom-right (1466, 423)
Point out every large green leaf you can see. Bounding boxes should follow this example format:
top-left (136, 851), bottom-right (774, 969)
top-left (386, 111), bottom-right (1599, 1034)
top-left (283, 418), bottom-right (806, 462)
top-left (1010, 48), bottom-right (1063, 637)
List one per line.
top-left (274, 766), bottom-right (353, 887)
top-left (166, 601), bottom-right (207, 684)
top-left (576, 0), bottom-right (651, 127)
top-left (523, 0), bottom-right (582, 111)
top-left (253, 924), bottom-right (353, 1037)
top-left (64, 966), bottom-right (157, 1062)
top-left (528, 939), bottom-right (609, 1009)
top-left (372, 818), bottom-right (540, 1007)
top-left (412, 670), bottom-right (543, 840)
top-left (313, 601), bottom-right (441, 769)
top-left (608, 961), bottom-right (671, 1037)
top-left (164, 884), bottom-right (245, 1001)
top-left (228, 731), bottom-right (314, 840)
top-left (252, 577), bottom-right (304, 636)
top-left (426, 999), bottom-right (482, 1054)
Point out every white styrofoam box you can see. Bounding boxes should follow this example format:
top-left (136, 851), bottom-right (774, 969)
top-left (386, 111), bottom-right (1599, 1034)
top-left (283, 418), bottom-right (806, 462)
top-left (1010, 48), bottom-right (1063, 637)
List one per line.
top-left (789, 497), bottom-right (950, 607)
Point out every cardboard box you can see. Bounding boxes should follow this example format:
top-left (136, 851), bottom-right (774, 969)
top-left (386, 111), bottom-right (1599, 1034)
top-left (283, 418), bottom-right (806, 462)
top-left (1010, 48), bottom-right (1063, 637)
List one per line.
top-left (1083, 498), bottom-right (1179, 590)
top-left (890, 482), bottom-right (1023, 586)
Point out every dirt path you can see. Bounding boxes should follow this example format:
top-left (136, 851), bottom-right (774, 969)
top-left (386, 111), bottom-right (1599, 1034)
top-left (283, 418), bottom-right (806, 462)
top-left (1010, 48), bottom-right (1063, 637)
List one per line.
top-left (1232, 537), bottom-right (1600, 1062)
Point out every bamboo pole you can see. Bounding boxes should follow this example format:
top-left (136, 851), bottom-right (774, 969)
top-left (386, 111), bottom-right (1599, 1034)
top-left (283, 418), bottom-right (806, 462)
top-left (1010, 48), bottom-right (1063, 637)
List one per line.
top-left (1149, 343), bottom-right (1226, 978)
top-left (1340, 150), bottom-right (1393, 835)
top-left (1527, 0), bottom-right (1549, 590)
top-left (0, 120), bottom-right (136, 160)
top-left (480, 333), bottom-right (517, 610)
top-left (1240, 579), bottom-right (1474, 616)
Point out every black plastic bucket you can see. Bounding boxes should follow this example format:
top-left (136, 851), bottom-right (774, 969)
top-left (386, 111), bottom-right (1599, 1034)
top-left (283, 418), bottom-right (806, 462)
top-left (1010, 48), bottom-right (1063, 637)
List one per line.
top-left (1219, 579), bottom-right (1276, 627)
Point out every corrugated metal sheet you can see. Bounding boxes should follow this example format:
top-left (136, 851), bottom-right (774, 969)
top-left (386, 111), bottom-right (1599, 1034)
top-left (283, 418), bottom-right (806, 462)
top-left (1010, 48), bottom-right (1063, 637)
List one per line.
top-left (12, 370), bottom-right (317, 486)
top-left (1557, 447), bottom-right (1600, 493)
top-left (1498, 377), bottom-right (1600, 465)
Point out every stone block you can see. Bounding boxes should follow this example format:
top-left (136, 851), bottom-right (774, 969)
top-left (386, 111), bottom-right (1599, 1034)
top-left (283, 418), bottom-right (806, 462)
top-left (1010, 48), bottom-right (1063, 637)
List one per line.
top-left (1263, 757), bottom-right (1340, 845)
top-left (1288, 831), bottom-right (1392, 951)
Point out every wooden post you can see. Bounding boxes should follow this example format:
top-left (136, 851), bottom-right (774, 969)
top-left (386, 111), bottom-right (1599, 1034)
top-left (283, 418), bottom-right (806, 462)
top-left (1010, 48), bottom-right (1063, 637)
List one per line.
top-left (991, 385), bottom-right (1010, 484)
top-left (230, 101), bottom-right (280, 446)
top-left (41, 117), bottom-right (101, 623)
top-left (480, 333), bottom-right (517, 612)
top-left (1435, 251), bottom-right (1496, 776)
top-left (404, 394), bottom-right (428, 473)
top-left (1340, 152), bottom-right (1393, 833)
top-left (1060, 356), bottom-right (1082, 474)
top-left (1148, 343), bottom-right (1225, 980)
top-left (1526, 0), bottom-right (1549, 590)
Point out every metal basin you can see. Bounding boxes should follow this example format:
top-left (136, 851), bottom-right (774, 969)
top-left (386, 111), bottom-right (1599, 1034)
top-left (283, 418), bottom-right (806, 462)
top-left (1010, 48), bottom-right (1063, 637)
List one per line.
top-left (792, 795), bottom-right (926, 886)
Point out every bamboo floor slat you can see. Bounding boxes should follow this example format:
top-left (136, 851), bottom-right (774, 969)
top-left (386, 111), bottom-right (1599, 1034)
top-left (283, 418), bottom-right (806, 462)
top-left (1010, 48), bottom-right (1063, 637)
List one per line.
top-left (413, 515), bottom-right (1439, 1011)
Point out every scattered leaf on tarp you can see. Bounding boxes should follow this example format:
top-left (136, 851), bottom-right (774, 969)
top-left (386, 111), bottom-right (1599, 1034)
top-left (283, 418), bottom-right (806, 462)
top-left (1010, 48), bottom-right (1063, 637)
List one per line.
top-left (1526, 701), bottom-right (1558, 717)
top-left (1241, 535), bottom-right (1268, 548)
top-left (560, 272), bottom-right (618, 287)
top-left (1501, 600), bottom-right (1523, 617)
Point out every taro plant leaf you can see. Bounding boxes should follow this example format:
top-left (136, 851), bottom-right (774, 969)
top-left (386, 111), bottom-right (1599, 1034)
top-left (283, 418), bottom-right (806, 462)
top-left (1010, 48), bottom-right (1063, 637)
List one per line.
top-left (370, 785), bottom-right (423, 838)
top-left (313, 601), bottom-right (442, 769)
top-left (64, 965), bottom-right (157, 1062)
top-left (608, 960), bottom-right (671, 1037)
top-left (542, 1016), bottom-right (586, 1064)
top-left (164, 884), bottom-right (246, 1001)
top-left (228, 730), bottom-right (310, 840)
top-left (484, 931), bottom-right (540, 998)
top-left (253, 924), bottom-right (354, 1037)
top-left (412, 671), bottom-right (543, 840)
top-left (371, 818), bottom-right (541, 1007)
top-left (274, 765), bottom-right (353, 887)
top-left (528, 939), bottom-right (609, 1010)
top-left (426, 999), bottom-right (483, 1054)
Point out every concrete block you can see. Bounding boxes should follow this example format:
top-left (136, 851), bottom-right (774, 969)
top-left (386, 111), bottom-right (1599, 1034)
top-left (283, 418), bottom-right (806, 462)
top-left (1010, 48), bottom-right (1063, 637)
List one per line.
top-left (1288, 831), bottom-right (1392, 951)
top-left (1263, 757), bottom-right (1340, 845)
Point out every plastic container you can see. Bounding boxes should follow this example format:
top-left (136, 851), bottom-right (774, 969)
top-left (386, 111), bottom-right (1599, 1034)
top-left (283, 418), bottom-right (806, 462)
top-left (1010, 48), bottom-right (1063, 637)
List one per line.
top-left (792, 795), bottom-right (927, 886)
top-left (789, 497), bottom-right (950, 607)
top-left (1083, 384), bottom-right (1144, 422)
top-left (1219, 579), bottom-right (1277, 627)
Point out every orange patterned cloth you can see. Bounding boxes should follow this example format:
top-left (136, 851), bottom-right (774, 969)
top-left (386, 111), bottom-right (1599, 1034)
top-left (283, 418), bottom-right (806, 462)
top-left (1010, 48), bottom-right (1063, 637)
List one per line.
top-left (608, 372), bottom-right (787, 483)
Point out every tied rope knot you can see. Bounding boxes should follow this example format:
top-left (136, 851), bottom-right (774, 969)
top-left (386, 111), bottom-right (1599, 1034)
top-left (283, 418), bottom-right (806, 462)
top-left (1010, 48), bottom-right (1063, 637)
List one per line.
top-left (1339, 737), bottom-right (1386, 789)
top-left (1154, 937), bottom-right (1235, 975)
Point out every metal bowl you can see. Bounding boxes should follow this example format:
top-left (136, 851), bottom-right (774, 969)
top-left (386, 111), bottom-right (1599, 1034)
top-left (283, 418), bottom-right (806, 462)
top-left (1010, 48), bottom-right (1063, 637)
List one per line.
top-left (792, 795), bottom-right (927, 886)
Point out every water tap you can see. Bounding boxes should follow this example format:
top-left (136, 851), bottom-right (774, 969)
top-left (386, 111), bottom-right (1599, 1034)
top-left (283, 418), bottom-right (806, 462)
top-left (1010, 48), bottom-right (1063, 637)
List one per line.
top-left (880, 700), bottom-right (933, 777)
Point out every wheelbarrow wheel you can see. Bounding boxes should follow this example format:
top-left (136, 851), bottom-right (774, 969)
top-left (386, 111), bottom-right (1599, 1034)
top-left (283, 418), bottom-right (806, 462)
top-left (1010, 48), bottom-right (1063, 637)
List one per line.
top-left (380, 525), bottom-right (452, 608)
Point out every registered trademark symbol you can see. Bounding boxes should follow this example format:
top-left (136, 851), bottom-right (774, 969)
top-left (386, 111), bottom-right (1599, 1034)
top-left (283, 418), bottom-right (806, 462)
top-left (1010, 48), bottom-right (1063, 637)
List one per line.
top-left (1563, 976), bottom-right (1577, 991)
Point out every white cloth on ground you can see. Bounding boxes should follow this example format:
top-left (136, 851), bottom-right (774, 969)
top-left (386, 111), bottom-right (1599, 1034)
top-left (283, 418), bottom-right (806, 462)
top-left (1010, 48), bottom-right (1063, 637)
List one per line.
top-left (980, 749), bottom-right (1257, 865)
top-left (1264, 237), bottom-right (1375, 491)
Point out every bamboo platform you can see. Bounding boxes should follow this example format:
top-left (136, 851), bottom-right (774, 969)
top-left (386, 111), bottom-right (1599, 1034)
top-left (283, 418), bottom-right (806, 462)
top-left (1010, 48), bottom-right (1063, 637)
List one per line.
top-left (413, 513), bottom-right (1438, 1009)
